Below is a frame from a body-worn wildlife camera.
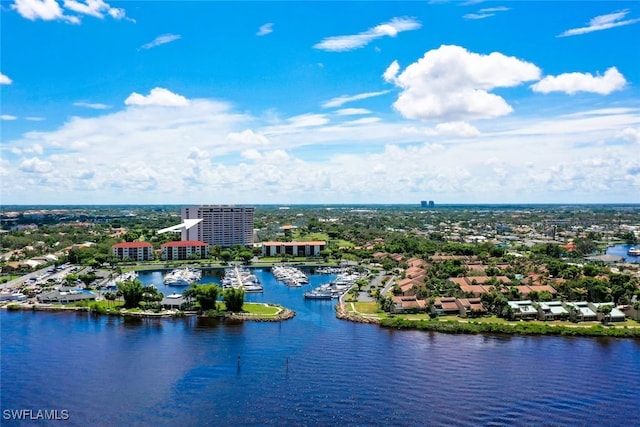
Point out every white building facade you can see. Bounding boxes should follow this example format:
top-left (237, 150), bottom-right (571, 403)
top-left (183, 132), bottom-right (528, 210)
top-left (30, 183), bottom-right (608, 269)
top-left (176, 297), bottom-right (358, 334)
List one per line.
top-left (181, 205), bottom-right (254, 247)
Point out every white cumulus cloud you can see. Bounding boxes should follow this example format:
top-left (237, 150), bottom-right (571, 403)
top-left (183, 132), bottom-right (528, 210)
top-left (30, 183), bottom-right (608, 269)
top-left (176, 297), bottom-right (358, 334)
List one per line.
top-left (257, 23), bottom-right (273, 36)
top-left (314, 17), bottom-right (421, 52)
top-left (618, 127), bottom-right (640, 144)
top-left (0, 73), bottom-right (12, 85)
top-left (388, 45), bottom-right (541, 121)
top-left (531, 67), bottom-right (627, 95)
top-left (12, 0), bottom-right (78, 23)
top-left (19, 157), bottom-right (53, 173)
top-left (140, 34), bottom-right (181, 50)
top-left (124, 87), bottom-right (190, 107)
top-left (434, 122), bottom-right (480, 137)
top-left (558, 9), bottom-right (640, 37)
top-left (227, 129), bottom-right (270, 145)
top-left (383, 60), bottom-right (400, 83)
top-left (63, 0), bottom-right (125, 20)
top-left (12, 0), bottom-right (130, 23)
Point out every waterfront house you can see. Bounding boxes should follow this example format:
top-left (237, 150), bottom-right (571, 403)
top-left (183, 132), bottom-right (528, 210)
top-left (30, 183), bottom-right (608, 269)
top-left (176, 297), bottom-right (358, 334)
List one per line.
top-left (536, 301), bottom-right (569, 321)
top-left (431, 297), bottom-right (460, 316)
top-left (564, 302), bottom-right (597, 322)
top-left (161, 293), bottom-right (188, 310)
top-left (455, 298), bottom-right (487, 317)
top-left (507, 300), bottom-right (538, 320)
top-left (588, 302), bottom-right (626, 322)
top-left (392, 295), bottom-right (427, 313)
top-left (37, 289), bottom-right (96, 304)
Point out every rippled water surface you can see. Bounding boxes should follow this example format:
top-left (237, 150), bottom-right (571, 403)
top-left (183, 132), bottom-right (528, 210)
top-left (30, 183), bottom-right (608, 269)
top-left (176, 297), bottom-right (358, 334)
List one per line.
top-left (2, 269), bottom-right (640, 426)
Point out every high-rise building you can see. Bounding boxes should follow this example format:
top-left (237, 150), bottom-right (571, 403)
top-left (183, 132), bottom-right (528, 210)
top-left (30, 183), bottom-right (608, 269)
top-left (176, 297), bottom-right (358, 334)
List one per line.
top-left (181, 205), bottom-right (254, 247)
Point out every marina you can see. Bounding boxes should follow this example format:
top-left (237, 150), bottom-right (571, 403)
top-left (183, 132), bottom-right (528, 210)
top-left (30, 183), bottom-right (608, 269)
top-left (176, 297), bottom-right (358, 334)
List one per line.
top-left (111, 270), bottom-right (138, 285)
top-left (304, 270), bottom-right (364, 300)
top-left (271, 265), bottom-right (309, 287)
top-left (163, 267), bottom-right (202, 286)
top-left (222, 265), bottom-right (263, 293)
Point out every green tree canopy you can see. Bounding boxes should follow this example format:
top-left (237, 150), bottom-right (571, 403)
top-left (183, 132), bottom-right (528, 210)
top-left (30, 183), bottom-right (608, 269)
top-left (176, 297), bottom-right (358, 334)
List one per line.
top-left (223, 287), bottom-right (245, 312)
top-left (117, 280), bottom-right (144, 309)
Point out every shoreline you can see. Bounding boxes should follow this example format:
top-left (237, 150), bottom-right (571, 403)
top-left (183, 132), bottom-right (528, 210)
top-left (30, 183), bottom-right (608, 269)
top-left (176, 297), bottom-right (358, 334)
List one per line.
top-left (335, 303), bottom-right (640, 339)
top-left (2, 302), bottom-right (296, 322)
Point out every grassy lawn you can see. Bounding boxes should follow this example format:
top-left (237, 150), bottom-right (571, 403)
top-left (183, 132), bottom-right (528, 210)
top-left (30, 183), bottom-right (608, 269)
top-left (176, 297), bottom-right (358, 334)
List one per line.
top-left (331, 239), bottom-right (355, 248)
top-left (69, 300), bottom-right (123, 310)
top-left (0, 275), bottom-right (21, 284)
top-left (242, 303), bottom-right (281, 317)
top-left (352, 302), bottom-right (380, 314)
top-left (293, 232), bottom-right (330, 242)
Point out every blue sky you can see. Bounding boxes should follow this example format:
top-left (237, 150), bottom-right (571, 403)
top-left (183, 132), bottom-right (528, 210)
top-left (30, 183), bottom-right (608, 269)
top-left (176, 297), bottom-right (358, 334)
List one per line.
top-left (1, 1), bottom-right (639, 205)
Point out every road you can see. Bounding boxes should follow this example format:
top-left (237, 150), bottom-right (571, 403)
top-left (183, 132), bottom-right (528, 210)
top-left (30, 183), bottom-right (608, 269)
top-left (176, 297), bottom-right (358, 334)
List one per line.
top-left (0, 265), bottom-right (84, 291)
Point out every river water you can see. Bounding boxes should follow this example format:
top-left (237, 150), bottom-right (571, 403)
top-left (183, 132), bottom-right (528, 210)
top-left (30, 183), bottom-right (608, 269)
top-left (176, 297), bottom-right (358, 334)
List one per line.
top-left (2, 269), bottom-right (639, 426)
top-left (605, 243), bottom-right (640, 263)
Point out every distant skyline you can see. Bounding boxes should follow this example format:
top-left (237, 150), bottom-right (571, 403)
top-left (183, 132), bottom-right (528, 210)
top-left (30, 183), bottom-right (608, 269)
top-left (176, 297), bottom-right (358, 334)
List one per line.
top-left (1, 1), bottom-right (639, 205)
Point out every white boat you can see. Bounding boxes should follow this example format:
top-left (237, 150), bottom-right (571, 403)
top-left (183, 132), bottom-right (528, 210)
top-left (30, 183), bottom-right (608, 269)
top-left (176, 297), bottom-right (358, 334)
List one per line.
top-left (628, 247), bottom-right (640, 256)
top-left (222, 266), bottom-right (263, 292)
top-left (164, 268), bottom-right (202, 286)
top-left (303, 289), bottom-right (332, 300)
top-left (272, 266), bottom-right (308, 287)
top-left (112, 271), bottom-right (138, 285)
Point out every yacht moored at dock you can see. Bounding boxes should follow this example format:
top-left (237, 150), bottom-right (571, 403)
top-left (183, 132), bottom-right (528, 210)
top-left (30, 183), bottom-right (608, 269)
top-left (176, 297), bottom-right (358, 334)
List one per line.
top-left (164, 267), bottom-right (202, 286)
top-left (222, 266), bottom-right (263, 292)
top-left (272, 266), bottom-right (308, 287)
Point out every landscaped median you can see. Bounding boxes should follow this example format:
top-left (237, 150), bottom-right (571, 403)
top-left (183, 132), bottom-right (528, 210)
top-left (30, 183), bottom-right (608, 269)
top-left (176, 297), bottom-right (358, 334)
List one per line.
top-left (336, 302), bottom-right (640, 338)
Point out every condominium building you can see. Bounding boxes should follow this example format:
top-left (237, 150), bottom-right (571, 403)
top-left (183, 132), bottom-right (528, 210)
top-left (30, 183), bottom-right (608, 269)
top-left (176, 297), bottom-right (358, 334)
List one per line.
top-left (160, 240), bottom-right (209, 261)
top-left (261, 241), bottom-right (327, 257)
top-left (181, 205), bottom-right (254, 247)
top-left (112, 242), bottom-right (154, 261)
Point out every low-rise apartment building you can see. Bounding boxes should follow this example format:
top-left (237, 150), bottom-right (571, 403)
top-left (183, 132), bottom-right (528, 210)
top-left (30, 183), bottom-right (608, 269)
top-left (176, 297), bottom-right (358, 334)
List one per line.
top-left (262, 241), bottom-right (326, 257)
top-left (112, 242), bottom-right (153, 261)
top-left (160, 240), bottom-right (209, 261)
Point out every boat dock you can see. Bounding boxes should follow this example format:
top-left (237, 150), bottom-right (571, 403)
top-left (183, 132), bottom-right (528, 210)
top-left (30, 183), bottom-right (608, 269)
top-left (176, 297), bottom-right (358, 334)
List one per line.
top-left (222, 266), bottom-right (263, 293)
top-left (272, 266), bottom-right (309, 287)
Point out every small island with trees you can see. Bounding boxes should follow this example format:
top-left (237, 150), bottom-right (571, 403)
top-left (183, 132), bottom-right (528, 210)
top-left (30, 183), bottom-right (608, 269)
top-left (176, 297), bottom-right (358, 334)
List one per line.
top-left (9, 279), bottom-right (295, 322)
